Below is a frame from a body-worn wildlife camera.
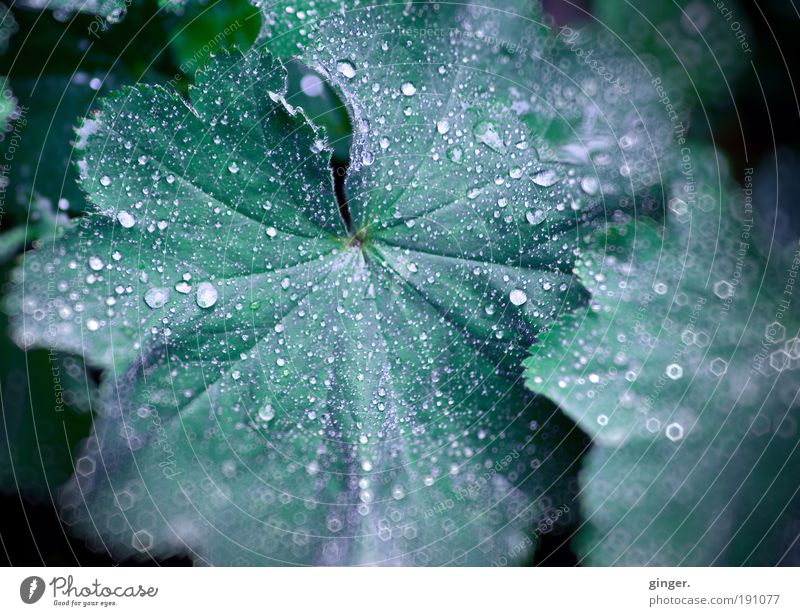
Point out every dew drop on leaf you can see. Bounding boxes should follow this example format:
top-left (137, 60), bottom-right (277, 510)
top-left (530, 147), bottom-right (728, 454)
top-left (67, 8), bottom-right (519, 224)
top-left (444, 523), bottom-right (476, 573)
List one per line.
top-left (526, 209), bottom-right (546, 225)
top-left (144, 287), bottom-right (169, 309)
top-left (401, 81), bottom-right (417, 96)
top-left (337, 60), bottom-right (356, 79)
top-left (532, 169), bottom-right (559, 187)
top-left (116, 211), bottom-right (136, 228)
top-left (473, 120), bottom-right (504, 152)
top-left (509, 289), bottom-right (528, 306)
top-left (196, 282), bottom-right (218, 309)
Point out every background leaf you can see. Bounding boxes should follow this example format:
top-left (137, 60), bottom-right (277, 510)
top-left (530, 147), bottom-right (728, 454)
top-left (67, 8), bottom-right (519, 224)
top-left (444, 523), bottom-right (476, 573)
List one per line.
top-left (524, 147), bottom-right (800, 565)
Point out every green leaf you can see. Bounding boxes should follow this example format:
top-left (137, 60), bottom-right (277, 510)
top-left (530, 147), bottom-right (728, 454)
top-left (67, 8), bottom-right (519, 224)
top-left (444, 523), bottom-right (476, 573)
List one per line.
top-left (11, 0), bottom-right (607, 563)
top-left (168, 0), bottom-right (261, 75)
top-left (524, 149), bottom-right (800, 565)
top-left (264, 1), bottom-right (676, 208)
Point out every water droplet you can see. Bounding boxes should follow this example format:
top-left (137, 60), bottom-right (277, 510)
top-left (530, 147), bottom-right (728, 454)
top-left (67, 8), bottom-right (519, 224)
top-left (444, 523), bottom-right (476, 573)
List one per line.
top-left (228, 162), bottom-right (240, 174)
top-left (447, 146), bottom-right (463, 163)
top-left (100, 175), bottom-right (112, 187)
top-left (117, 211), bottom-right (136, 228)
top-left (532, 169), bottom-right (559, 187)
top-left (88, 256), bottom-right (104, 271)
top-left (196, 281), bottom-right (218, 309)
top-left (361, 150), bottom-right (375, 166)
top-left (436, 119), bottom-right (450, 135)
top-left (144, 287), bottom-right (169, 309)
top-left (666, 363), bottom-right (683, 380)
top-left (467, 186), bottom-right (483, 199)
top-left (266, 226), bottom-right (277, 238)
top-left (300, 73), bottom-right (324, 97)
top-left (473, 120), bottom-right (504, 152)
top-left (401, 81), bottom-right (417, 96)
top-left (337, 60), bottom-right (356, 79)
top-left (526, 210), bottom-right (546, 225)
top-left (581, 176), bottom-right (600, 195)
top-left (509, 289), bottom-right (528, 306)
top-left (175, 281), bottom-right (191, 294)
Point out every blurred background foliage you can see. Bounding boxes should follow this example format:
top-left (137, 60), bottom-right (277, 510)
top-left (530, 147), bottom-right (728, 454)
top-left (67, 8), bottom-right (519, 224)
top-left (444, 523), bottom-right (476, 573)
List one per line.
top-left (0, 0), bottom-right (798, 565)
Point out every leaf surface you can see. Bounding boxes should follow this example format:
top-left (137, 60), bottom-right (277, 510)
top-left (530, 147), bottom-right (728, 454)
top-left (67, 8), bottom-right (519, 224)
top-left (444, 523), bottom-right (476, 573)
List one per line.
top-left (11, 1), bottom-right (604, 563)
top-left (524, 149), bottom-right (800, 565)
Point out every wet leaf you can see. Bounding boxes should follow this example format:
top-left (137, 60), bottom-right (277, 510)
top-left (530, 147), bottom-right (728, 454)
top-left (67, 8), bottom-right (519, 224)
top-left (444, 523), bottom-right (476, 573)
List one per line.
top-left (10, 5), bottom-right (604, 562)
top-left (524, 149), bottom-right (800, 565)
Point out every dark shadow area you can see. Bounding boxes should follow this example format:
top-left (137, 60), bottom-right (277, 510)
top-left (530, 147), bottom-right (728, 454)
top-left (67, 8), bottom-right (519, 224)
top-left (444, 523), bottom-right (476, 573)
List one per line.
top-left (0, 494), bottom-right (191, 566)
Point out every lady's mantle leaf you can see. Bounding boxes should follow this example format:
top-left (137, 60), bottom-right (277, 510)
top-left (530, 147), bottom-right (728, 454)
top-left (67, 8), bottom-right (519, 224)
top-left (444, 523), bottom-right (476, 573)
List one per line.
top-left (10, 3), bottom-right (606, 564)
top-left (524, 149), bottom-right (800, 565)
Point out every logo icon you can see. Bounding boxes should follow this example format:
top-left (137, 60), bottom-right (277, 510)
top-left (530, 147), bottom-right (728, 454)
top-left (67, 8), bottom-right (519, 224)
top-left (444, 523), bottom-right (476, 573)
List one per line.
top-left (20, 576), bottom-right (45, 604)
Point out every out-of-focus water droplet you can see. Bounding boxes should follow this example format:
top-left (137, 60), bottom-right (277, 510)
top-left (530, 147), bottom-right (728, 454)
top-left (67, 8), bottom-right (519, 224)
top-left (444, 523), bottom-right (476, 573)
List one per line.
top-left (581, 175), bottom-right (600, 195)
top-left (259, 404), bottom-right (275, 422)
top-left (300, 73), bottom-right (324, 97)
top-left (144, 287), bottom-right (169, 309)
top-left (532, 169), bottom-right (559, 187)
top-left (436, 119), bottom-right (450, 135)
